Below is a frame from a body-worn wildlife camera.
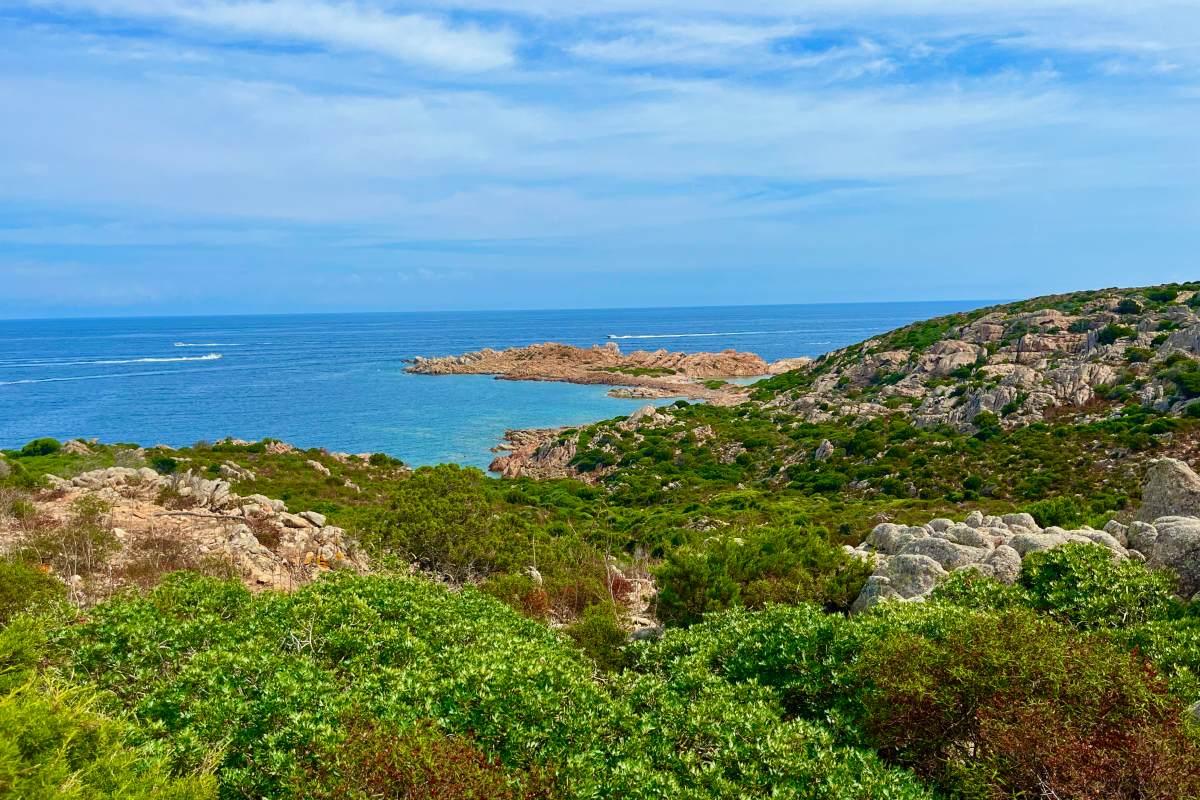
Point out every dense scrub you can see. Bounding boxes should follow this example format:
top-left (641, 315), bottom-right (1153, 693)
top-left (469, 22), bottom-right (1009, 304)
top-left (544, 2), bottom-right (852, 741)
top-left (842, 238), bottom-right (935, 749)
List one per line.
top-left (15, 573), bottom-right (931, 800)
top-left (2, 548), bottom-right (1195, 799)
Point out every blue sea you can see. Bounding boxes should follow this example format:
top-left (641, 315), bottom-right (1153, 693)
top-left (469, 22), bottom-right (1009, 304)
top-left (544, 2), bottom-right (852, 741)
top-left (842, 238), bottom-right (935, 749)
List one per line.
top-left (0, 302), bottom-right (988, 468)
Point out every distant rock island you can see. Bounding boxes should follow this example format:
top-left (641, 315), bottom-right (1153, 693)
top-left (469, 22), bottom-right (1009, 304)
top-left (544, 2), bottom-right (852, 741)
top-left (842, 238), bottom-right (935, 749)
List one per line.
top-left (406, 341), bottom-right (805, 404)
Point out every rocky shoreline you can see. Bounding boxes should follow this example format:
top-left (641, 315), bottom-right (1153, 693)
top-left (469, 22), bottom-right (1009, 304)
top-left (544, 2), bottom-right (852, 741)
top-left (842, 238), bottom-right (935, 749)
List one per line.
top-left (407, 341), bottom-right (803, 406)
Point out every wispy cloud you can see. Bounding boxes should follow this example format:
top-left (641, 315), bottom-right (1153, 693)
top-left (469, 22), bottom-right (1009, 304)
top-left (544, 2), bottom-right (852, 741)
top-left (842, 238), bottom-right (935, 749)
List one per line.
top-left (30, 0), bottom-right (518, 71)
top-left (0, 0), bottom-right (1197, 312)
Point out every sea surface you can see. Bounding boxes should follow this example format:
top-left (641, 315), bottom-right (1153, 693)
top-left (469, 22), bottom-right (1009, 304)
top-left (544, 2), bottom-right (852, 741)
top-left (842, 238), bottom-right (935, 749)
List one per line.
top-left (0, 302), bottom-right (989, 468)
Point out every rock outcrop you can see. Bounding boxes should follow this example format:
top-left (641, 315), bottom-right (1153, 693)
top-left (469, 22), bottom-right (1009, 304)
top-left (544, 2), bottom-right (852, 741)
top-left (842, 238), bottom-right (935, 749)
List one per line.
top-left (1138, 458), bottom-right (1200, 521)
top-left (849, 512), bottom-right (1132, 612)
top-left (852, 456), bottom-right (1200, 611)
top-left (35, 466), bottom-right (366, 591)
top-left (767, 287), bottom-right (1200, 431)
top-left (408, 342), bottom-right (771, 404)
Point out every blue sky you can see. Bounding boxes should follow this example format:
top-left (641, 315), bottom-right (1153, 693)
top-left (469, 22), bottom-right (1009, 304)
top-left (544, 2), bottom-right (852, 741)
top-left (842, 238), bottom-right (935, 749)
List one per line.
top-left (1, 1), bottom-right (1198, 317)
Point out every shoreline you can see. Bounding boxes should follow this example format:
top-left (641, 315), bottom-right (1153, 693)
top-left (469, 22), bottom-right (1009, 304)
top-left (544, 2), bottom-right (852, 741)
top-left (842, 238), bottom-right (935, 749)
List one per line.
top-left (406, 341), bottom-right (809, 407)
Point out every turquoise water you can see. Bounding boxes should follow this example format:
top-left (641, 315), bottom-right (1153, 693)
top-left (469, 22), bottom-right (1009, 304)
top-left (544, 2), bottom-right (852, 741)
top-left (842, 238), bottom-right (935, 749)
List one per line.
top-left (0, 302), bottom-right (987, 467)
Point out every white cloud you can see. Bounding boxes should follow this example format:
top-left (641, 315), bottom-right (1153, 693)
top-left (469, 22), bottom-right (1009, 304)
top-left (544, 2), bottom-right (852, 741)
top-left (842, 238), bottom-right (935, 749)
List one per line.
top-left (570, 19), bottom-right (806, 66)
top-left (31, 0), bottom-right (517, 71)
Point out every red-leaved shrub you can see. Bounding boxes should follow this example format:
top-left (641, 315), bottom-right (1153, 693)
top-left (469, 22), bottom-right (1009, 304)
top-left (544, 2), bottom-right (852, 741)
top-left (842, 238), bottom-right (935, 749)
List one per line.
top-left (297, 717), bottom-right (559, 800)
top-left (854, 609), bottom-right (1200, 799)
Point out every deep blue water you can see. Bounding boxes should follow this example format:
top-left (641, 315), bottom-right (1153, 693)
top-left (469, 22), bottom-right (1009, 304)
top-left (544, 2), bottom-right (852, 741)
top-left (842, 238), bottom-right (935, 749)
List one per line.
top-left (0, 302), bottom-right (988, 468)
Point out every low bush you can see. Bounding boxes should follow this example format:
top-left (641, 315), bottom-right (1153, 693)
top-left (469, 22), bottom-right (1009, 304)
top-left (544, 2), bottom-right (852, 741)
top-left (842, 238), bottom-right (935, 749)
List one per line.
top-left (0, 560), bottom-right (66, 624)
top-left (1023, 495), bottom-right (1089, 527)
top-left (654, 525), bottom-right (869, 626)
top-left (1019, 543), bottom-right (1178, 630)
top-left (564, 602), bottom-right (628, 672)
top-left (0, 680), bottom-right (216, 799)
top-left (1098, 324), bottom-right (1137, 345)
top-left (852, 606), bottom-right (1200, 799)
top-left (18, 438), bottom-right (62, 458)
top-left (294, 717), bottom-right (559, 800)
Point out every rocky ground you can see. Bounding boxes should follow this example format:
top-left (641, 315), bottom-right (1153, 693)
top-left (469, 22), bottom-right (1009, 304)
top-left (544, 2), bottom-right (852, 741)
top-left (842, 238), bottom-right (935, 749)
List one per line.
top-left (407, 341), bottom-right (799, 404)
top-left (773, 286), bottom-right (1200, 430)
top-left (849, 457), bottom-right (1200, 612)
top-left (0, 460), bottom-right (366, 604)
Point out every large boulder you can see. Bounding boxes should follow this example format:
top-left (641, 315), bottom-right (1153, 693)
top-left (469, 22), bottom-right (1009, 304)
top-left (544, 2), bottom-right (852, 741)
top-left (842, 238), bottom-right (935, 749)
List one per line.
top-left (884, 554), bottom-right (948, 599)
top-left (898, 537), bottom-right (990, 570)
top-left (851, 575), bottom-right (902, 614)
top-left (1138, 458), bottom-right (1200, 521)
top-left (1147, 516), bottom-right (1200, 597)
top-left (984, 545), bottom-right (1023, 584)
top-left (866, 523), bottom-right (927, 555)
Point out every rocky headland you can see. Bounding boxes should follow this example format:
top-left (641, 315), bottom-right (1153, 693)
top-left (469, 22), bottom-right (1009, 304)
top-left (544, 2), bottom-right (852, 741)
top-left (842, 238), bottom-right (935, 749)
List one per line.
top-left (768, 286), bottom-right (1200, 431)
top-left (407, 341), bottom-right (798, 405)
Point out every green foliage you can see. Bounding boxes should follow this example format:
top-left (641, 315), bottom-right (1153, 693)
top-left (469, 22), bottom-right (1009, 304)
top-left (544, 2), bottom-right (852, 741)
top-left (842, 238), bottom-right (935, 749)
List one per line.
top-left (1116, 298), bottom-right (1143, 314)
top-left (44, 572), bottom-right (931, 799)
top-left (0, 561), bottom-right (65, 624)
top-left (1121, 614), bottom-right (1200, 702)
top-left (1023, 495), bottom-right (1089, 527)
top-left (654, 526), bottom-right (869, 626)
top-left (1019, 543), bottom-right (1178, 630)
top-left (0, 680), bottom-right (216, 799)
top-left (597, 366), bottom-right (676, 377)
top-left (18, 438), bottom-right (62, 458)
top-left (1097, 323), bottom-right (1136, 345)
top-left (1146, 288), bottom-right (1179, 304)
top-left (1126, 346), bottom-right (1155, 363)
top-left (564, 603), bottom-right (629, 672)
top-left (149, 455), bottom-right (179, 475)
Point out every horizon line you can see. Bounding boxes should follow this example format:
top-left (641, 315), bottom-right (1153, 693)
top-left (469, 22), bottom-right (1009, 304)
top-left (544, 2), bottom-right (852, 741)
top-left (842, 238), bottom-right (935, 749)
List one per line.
top-left (0, 296), bottom-right (1012, 324)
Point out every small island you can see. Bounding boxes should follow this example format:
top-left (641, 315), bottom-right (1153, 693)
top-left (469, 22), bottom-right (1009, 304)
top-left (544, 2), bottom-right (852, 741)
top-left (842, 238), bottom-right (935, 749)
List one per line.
top-left (406, 341), bottom-right (807, 405)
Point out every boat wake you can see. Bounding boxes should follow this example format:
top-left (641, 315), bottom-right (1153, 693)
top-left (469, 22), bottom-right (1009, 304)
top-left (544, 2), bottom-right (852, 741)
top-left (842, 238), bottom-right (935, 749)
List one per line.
top-left (0, 353), bottom-right (223, 369)
top-left (606, 330), bottom-right (808, 340)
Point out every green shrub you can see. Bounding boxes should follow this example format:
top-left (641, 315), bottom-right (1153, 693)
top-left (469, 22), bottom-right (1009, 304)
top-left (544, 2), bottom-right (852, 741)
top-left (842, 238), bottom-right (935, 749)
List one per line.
top-left (851, 606), bottom-right (1200, 799)
top-left (1023, 495), bottom-right (1089, 528)
top-left (1116, 298), bottom-right (1143, 314)
top-left (1019, 543), bottom-right (1177, 630)
top-left (1146, 288), bottom-right (1179, 304)
top-left (150, 455), bottom-right (178, 475)
top-left (565, 603), bottom-right (629, 672)
top-left (1126, 346), bottom-right (1154, 363)
top-left (1098, 324), bottom-right (1136, 345)
top-left (18, 438), bottom-right (61, 458)
top-left (0, 560), bottom-right (65, 624)
top-left (0, 680), bottom-right (216, 799)
top-left (654, 526), bottom-right (869, 626)
top-left (49, 572), bottom-right (932, 799)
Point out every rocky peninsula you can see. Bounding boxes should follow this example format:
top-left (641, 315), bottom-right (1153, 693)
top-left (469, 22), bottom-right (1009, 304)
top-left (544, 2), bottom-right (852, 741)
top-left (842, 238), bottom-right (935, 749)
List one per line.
top-left (407, 341), bottom-right (802, 405)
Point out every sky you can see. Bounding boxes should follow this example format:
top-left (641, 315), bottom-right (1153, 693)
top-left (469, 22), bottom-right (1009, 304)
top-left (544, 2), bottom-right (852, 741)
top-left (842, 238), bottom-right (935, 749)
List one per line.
top-left (1, 1), bottom-right (1198, 317)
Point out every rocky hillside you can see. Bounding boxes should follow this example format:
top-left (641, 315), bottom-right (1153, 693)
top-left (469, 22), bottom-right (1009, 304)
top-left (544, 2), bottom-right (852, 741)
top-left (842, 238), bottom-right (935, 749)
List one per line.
top-left (491, 282), bottom-right (1200, 482)
top-left (762, 282), bottom-right (1200, 431)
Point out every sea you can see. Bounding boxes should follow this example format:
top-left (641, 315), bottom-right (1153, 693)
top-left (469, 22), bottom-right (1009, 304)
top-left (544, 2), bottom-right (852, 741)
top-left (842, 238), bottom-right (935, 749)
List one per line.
top-left (0, 302), bottom-right (989, 469)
